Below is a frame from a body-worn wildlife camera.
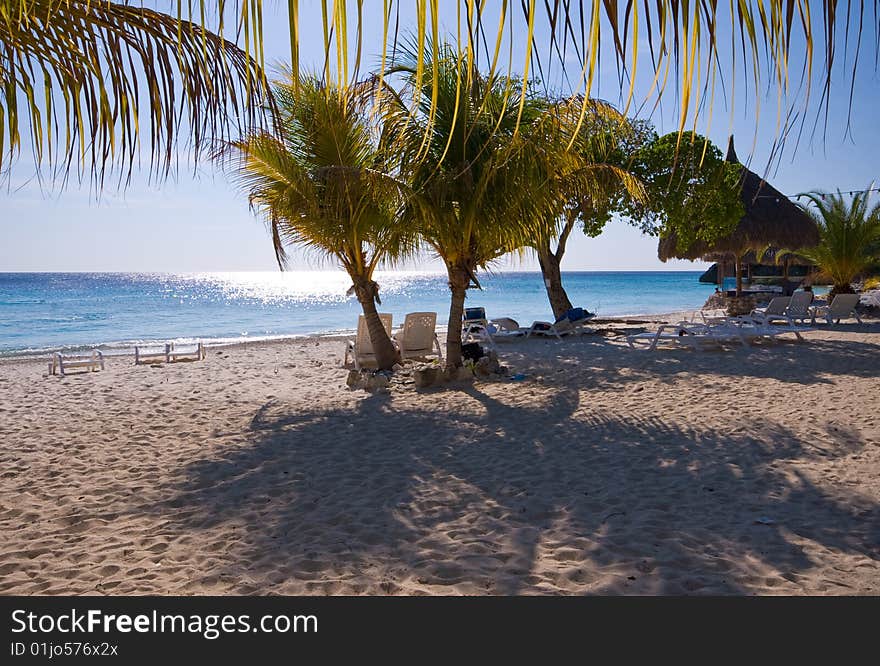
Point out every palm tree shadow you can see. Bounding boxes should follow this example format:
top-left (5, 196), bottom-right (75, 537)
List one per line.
top-left (139, 382), bottom-right (879, 594)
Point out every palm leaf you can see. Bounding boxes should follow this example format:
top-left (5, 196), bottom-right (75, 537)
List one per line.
top-left (1, 0), bottom-right (273, 186)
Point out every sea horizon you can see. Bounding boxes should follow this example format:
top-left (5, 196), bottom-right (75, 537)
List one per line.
top-left (0, 270), bottom-right (718, 357)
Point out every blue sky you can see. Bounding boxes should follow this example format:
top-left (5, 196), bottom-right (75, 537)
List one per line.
top-left (1, 2), bottom-right (878, 273)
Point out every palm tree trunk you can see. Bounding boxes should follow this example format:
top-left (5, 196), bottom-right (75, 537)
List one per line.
top-left (535, 214), bottom-right (576, 319)
top-left (351, 277), bottom-right (399, 371)
top-left (536, 241), bottom-right (573, 319)
top-left (445, 265), bottom-right (470, 370)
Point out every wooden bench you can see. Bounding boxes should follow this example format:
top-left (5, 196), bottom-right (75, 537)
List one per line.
top-left (135, 344), bottom-right (171, 365)
top-left (50, 351), bottom-right (104, 376)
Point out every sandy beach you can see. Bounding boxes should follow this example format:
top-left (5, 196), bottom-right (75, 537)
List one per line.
top-left (1, 318), bottom-right (879, 595)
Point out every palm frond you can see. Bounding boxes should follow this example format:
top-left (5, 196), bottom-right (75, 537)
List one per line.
top-left (288, 1), bottom-right (877, 152)
top-left (1, 0), bottom-right (273, 187)
top-left (790, 188), bottom-right (880, 288)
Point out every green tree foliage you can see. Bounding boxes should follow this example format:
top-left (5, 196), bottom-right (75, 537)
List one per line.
top-left (623, 132), bottom-right (744, 254)
top-left (529, 105), bottom-right (647, 318)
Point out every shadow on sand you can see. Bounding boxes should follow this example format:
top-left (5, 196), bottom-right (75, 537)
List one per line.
top-left (144, 337), bottom-right (880, 593)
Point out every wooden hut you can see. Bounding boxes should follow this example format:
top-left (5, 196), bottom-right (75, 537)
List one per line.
top-left (658, 136), bottom-right (820, 296)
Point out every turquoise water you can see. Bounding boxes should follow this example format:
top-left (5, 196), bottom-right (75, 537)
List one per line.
top-left (0, 271), bottom-right (716, 356)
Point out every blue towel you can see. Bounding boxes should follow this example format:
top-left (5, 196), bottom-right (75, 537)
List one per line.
top-left (555, 307), bottom-right (593, 324)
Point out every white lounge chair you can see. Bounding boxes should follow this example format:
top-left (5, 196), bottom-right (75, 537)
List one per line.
top-left (344, 313), bottom-right (393, 370)
top-left (527, 307), bottom-right (595, 340)
top-left (462, 307), bottom-right (498, 351)
top-left (168, 342), bottom-right (206, 362)
top-left (135, 344), bottom-right (170, 365)
top-left (394, 312), bottom-right (443, 361)
top-left (732, 315), bottom-right (809, 342)
top-left (781, 290), bottom-right (814, 324)
top-left (50, 350), bottom-right (105, 376)
top-left (627, 321), bottom-right (746, 350)
top-left (752, 296), bottom-right (791, 319)
top-left (811, 293), bottom-right (863, 325)
top-left (488, 317), bottom-right (526, 340)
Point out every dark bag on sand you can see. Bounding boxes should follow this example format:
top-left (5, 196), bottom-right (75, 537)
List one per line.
top-left (461, 342), bottom-right (485, 361)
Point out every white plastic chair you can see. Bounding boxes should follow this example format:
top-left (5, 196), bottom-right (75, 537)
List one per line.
top-left (527, 308), bottom-right (595, 340)
top-left (395, 312), bottom-right (443, 361)
top-left (462, 307), bottom-right (497, 351)
top-left (811, 293), bottom-right (863, 325)
top-left (782, 290), bottom-right (814, 324)
top-left (752, 296), bottom-right (791, 319)
top-left (344, 313), bottom-right (393, 369)
top-left (50, 350), bottom-right (105, 376)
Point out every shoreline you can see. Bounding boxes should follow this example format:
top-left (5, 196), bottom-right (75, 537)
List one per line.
top-left (0, 311), bottom-right (698, 365)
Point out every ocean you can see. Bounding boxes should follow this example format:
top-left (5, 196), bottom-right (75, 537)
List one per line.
top-left (0, 271), bottom-right (716, 357)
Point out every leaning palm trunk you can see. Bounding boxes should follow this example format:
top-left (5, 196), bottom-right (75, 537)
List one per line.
top-left (536, 241), bottom-right (573, 319)
top-left (351, 277), bottom-right (399, 370)
top-left (226, 75), bottom-right (412, 375)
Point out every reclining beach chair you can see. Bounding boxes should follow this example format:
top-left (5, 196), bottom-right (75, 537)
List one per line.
top-left (733, 315), bottom-right (809, 342)
top-left (488, 317), bottom-right (526, 340)
top-left (50, 350), bottom-right (105, 376)
top-left (627, 321), bottom-right (747, 351)
top-left (462, 307), bottom-right (497, 351)
top-left (394, 312), bottom-right (443, 361)
top-left (167, 341), bottom-right (206, 362)
top-left (344, 313), bottom-right (393, 370)
top-left (751, 296), bottom-right (791, 320)
top-left (810, 293), bottom-right (863, 325)
top-left (135, 343), bottom-right (171, 365)
top-left (781, 290), bottom-right (814, 324)
top-left (527, 307), bottom-right (595, 339)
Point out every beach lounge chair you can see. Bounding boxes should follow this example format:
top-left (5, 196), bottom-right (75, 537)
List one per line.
top-left (732, 315), bottom-right (809, 342)
top-left (527, 307), bottom-right (595, 339)
top-left (781, 290), bottom-right (814, 324)
top-left (488, 317), bottom-right (526, 340)
top-left (462, 307), bottom-right (498, 351)
top-left (167, 342), bottom-right (206, 362)
top-left (751, 296), bottom-right (791, 319)
top-left (135, 344), bottom-right (171, 365)
top-left (627, 321), bottom-right (747, 351)
top-left (394, 312), bottom-right (443, 361)
top-left (810, 293), bottom-right (863, 325)
top-left (50, 350), bottom-right (105, 376)
top-left (344, 313), bottom-right (393, 370)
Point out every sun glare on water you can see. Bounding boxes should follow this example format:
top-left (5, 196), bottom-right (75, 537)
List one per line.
top-left (171, 271), bottom-right (446, 307)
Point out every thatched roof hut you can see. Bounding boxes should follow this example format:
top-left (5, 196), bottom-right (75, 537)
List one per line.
top-left (658, 136), bottom-right (820, 262)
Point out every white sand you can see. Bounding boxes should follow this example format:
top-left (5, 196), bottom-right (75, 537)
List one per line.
top-left (1, 320), bottom-right (879, 595)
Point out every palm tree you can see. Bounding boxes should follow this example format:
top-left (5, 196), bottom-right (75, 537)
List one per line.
top-left (387, 42), bottom-right (583, 369)
top-left (227, 75), bottom-right (413, 370)
top-left (2, 0), bottom-right (271, 184)
top-left (791, 190), bottom-right (880, 297)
